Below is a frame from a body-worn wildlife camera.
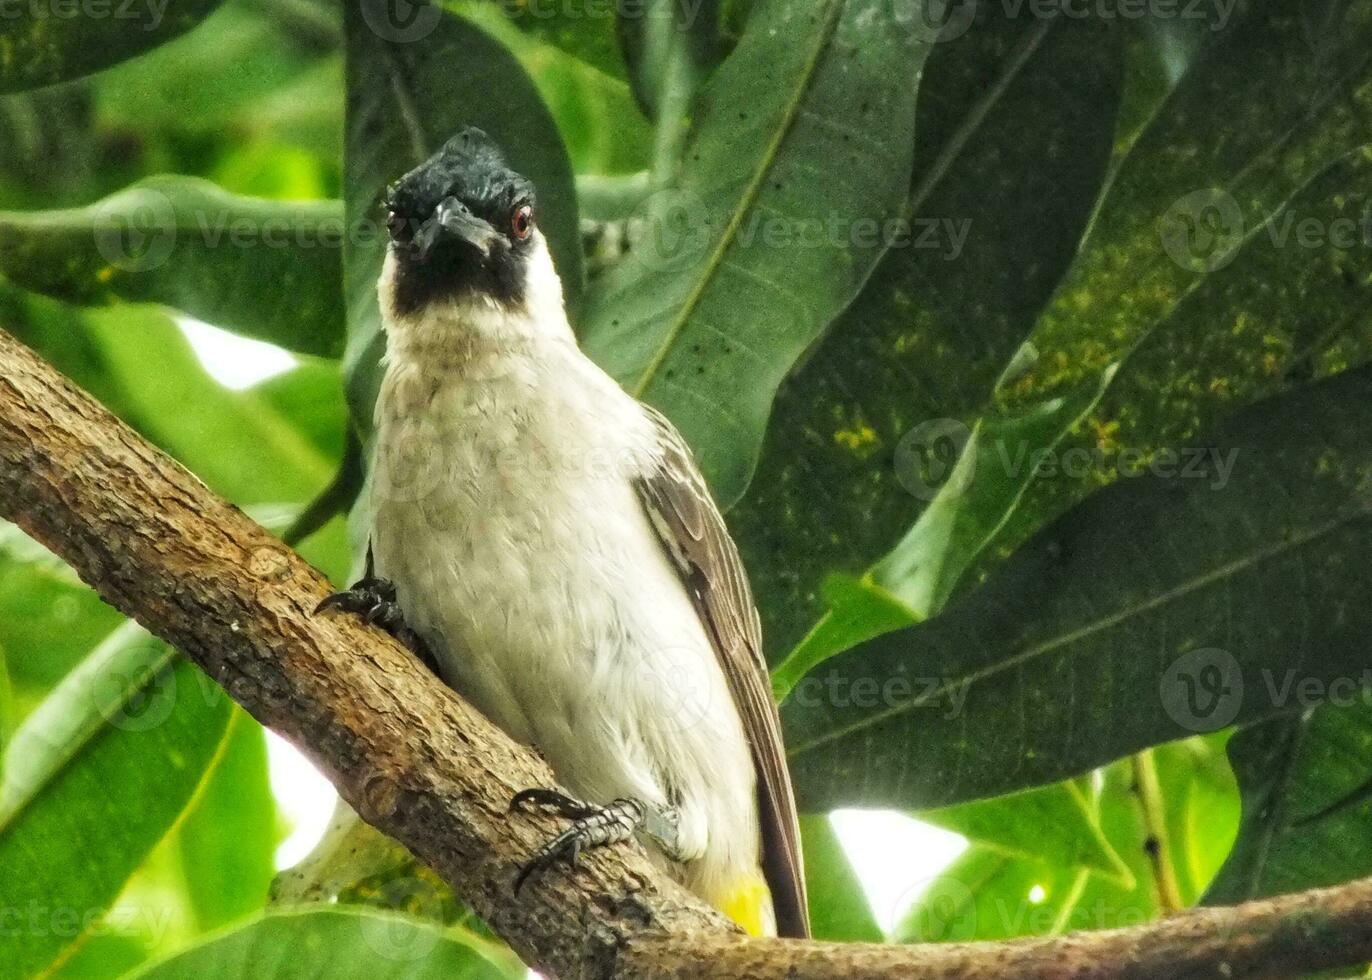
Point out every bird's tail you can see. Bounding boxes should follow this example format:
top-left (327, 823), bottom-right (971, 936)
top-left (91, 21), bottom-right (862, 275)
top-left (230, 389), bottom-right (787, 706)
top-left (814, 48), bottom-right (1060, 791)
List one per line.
top-left (718, 872), bottom-right (777, 937)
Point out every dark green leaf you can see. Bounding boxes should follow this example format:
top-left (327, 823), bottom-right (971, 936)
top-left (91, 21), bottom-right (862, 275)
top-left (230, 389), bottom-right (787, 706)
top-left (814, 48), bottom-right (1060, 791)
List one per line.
top-left (177, 710), bottom-right (277, 929)
top-left (769, 292), bottom-right (1117, 697)
top-left (579, 0), bottom-right (933, 504)
top-left (1206, 702), bottom-right (1372, 904)
top-left (617, 0), bottom-right (726, 123)
top-left (131, 908), bottom-right (519, 979)
top-left (785, 363), bottom-right (1372, 808)
top-left (729, 11), bottom-right (1123, 653)
top-left (459, 0), bottom-right (628, 78)
top-left (0, 177), bottom-right (345, 357)
top-left (988, 0), bottom-right (1372, 561)
top-left (341, 2), bottom-right (583, 431)
top-left (0, 625), bottom-right (231, 980)
top-left (0, 0), bottom-right (224, 93)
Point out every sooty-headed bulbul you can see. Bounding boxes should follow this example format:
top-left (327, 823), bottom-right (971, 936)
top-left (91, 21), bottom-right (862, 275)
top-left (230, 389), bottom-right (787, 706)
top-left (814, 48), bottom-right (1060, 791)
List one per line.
top-left (319, 127), bottom-right (809, 938)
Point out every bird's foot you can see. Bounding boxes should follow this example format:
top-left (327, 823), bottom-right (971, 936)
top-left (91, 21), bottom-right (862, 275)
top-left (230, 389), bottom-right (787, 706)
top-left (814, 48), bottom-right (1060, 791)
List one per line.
top-left (315, 576), bottom-right (439, 674)
top-left (509, 789), bottom-right (646, 893)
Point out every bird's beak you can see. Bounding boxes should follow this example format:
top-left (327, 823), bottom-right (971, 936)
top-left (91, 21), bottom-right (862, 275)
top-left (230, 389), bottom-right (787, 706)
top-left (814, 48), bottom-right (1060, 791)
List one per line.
top-left (414, 196), bottom-right (501, 259)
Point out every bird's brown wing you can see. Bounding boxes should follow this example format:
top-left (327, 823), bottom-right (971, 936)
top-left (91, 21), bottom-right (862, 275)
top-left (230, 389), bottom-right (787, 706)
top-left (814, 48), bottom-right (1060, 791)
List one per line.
top-left (633, 406), bottom-right (810, 938)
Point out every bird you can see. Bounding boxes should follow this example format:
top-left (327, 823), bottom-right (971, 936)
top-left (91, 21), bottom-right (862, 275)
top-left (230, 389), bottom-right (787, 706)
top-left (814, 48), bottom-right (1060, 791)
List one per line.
top-left (317, 127), bottom-right (808, 939)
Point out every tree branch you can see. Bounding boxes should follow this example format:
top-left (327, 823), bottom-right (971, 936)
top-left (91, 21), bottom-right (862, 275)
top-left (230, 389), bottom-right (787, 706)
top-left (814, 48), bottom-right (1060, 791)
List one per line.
top-left (3, 325), bottom-right (1372, 980)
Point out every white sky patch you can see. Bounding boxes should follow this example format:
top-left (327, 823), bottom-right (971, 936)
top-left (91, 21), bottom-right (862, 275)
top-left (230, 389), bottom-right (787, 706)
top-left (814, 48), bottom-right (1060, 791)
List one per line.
top-left (178, 316), bottom-right (296, 390)
top-left (265, 729), bottom-right (338, 870)
top-left (830, 809), bottom-right (968, 935)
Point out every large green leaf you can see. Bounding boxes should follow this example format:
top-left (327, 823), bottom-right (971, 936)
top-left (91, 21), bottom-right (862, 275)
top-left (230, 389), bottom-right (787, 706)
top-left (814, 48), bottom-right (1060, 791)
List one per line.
top-left (341, 2), bottom-right (583, 431)
top-left (895, 739), bottom-right (1235, 942)
top-left (985, 0), bottom-right (1372, 562)
top-left (454, 0), bottom-right (628, 80)
top-left (2, 283), bottom-right (341, 506)
top-left (131, 908), bottom-right (519, 979)
top-left (616, 0), bottom-right (726, 169)
top-left (769, 366), bottom-right (1114, 699)
top-left (0, 624), bottom-right (232, 980)
top-left (448, 3), bottom-right (652, 177)
top-left (923, 780), bottom-right (1129, 885)
top-left (0, 520), bottom-right (123, 696)
top-left (0, 644), bottom-right (10, 752)
top-left (729, 10), bottom-right (1123, 654)
top-left (0, 177), bottom-right (345, 357)
top-left (0, 0), bottom-right (224, 93)
top-left (785, 362), bottom-right (1372, 809)
top-left (19, 302), bottom-right (335, 506)
top-left (177, 710), bottom-right (277, 930)
top-left (578, 0), bottom-right (933, 504)
top-left (1205, 703), bottom-right (1372, 904)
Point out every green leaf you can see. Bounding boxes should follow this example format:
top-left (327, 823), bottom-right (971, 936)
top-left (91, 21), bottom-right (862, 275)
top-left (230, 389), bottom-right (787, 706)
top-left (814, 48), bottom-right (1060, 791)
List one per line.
top-left (872, 370), bottom-right (1116, 619)
top-left (0, 643), bottom-right (11, 752)
top-left (771, 573), bottom-right (915, 702)
top-left (253, 360), bottom-right (349, 461)
top-left (0, 520), bottom-right (124, 696)
top-left (617, 0), bottom-right (725, 134)
top-left (67, 306), bottom-right (334, 506)
top-left (578, 0), bottom-right (933, 504)
top-left (0, 0), bottom-right (224, 93)
top-left (728, 11), bottom-right (1123, 654)
top-left (0, 176), bottom-right (345, 357)
top-left (769, 354), bottom-right (1114, 698)
top-left (988, 0), bottom-right (1372, 560)
top-left (177, 710), bottom-right (277, 930)
top-left (923, 780), bottom-right (1131, 886)
top-left (784, 362), bottom-right (1372, 809)
top-left (0, 624), bottom-right (232, 980)
top-left (49, 933), bottom-right (151, 980)
top-left (341, 2), bottom-right (583, 432)
top-left (455, 0), bottom-right (628, 79)
top-left (895, 740), bottom-right (1234, 942)
top-left (130, 908), bottom-right (520, 979)
top-left (798, 814), bottom-right (882, 942)
top-left (447, 3), bottom-right (651, 177)
top-left (1205, 703), bottom-right (1372, 904)
top-left (892, 845), bottom-right (1063, 943)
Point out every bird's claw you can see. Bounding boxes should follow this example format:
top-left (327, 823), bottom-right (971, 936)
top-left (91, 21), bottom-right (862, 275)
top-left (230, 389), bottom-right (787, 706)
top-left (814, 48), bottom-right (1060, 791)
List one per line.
top-left (509, 787), bottom-right (597, 819)
top-left (315, 576), bottom-right (439, 674)
top-left (510, 793), bottom-right (645, 894)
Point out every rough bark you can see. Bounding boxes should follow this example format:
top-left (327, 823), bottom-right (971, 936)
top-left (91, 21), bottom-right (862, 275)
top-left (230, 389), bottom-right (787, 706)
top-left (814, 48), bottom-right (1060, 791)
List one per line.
top-left (4, 324), bottom-right (1372, 980)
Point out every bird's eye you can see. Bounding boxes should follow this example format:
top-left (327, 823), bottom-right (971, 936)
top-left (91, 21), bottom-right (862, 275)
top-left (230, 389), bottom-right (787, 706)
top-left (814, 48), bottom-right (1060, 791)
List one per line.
top-left (386, 209), bottom-right (408, 241)
top-left (511, 203), bottom-right (534, 241)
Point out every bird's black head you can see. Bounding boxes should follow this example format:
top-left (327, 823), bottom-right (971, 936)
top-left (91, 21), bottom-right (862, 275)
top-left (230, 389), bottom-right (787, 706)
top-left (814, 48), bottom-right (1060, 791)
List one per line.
top-left (384, 128), bottom-right (537, 316)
